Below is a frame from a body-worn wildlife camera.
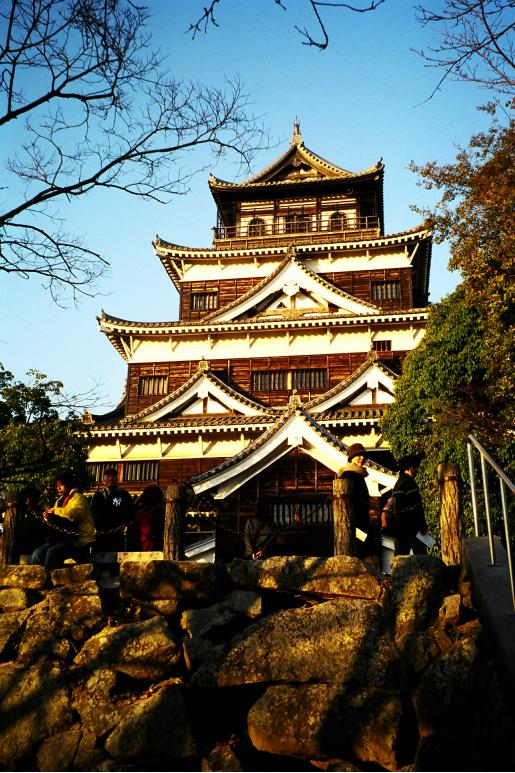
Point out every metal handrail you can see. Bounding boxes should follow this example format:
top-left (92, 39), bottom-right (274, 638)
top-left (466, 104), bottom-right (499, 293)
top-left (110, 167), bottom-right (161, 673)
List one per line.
top-left (467, 434), bottom-right (515, 613)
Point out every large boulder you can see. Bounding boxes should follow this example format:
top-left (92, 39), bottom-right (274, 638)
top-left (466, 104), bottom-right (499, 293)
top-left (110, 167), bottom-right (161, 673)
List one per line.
top-left (0, 587), bottom-right (32, 612)
top-left (74, 615), bottom-right (181, 680)
top-left (36, 727), bottom-right (82, 772)
top-left (0, 564), bottom-right (46, 590)
top-left (73, 667), bottom-right (121, 737)
top-left (18, 587), bottom-right (103, 662)
top-left (0, 608), bottom-right (31, 659)
top-left (388, 555), bottom-right (447, 641)
top-left (192, 598), bottom-right (402, 689)
top-left (0, 662), bottom-right (72, 767)
top-left (228, 556), bottom-right (382, 599)
top-left (104, 679), bottom-right (197, 762)
top-left (120, 559), bottom-right (226, 606)
top-left (248, 683), bottom-right (404, 770)
top-left (50, 563), bottom-right (95, 586)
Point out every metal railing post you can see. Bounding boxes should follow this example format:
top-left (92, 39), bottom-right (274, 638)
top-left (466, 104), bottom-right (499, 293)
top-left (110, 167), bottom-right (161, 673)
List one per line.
top-left (480, 454), bottom-right (497, 565)
top-left (467, 442), bottom-right (480, 537)
top-left (499, 479), bottom-right (515, 613)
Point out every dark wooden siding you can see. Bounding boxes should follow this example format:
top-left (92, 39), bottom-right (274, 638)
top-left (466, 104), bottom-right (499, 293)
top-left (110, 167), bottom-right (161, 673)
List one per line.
top-left (178, 266), bottom-right (415, 321)
top-left (125, 351), bottom-right (407, 414)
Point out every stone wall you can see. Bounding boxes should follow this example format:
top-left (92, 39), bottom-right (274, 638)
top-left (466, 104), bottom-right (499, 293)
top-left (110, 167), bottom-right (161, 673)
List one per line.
top-left (0, 555), bottom-right (513, 771)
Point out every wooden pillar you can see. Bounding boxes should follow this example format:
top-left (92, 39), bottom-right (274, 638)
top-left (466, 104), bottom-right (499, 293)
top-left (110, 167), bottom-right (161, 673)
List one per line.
top-left (163, 483), bottom-right (181, 560)
top-left (333, 478), bottom-right (355, 556)
top-left (1, 500), bottom-right (19, 565)
top-left (439, 462), bottom-right (462, 566)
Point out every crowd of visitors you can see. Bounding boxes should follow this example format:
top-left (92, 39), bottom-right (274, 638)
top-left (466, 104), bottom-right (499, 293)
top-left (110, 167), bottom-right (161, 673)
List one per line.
top-left (3, 448), bottom-right (431, 572)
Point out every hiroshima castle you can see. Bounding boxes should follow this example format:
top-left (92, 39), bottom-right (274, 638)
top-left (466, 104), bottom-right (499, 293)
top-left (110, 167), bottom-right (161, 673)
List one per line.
top-left (86, 124), bottom-right (432, 560)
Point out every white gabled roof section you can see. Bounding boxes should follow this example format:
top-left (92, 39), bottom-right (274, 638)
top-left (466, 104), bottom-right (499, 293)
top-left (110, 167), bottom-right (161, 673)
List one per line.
top-left (307, 359), bottom-right (398, 413)
top-left (203, 252), bottom-right (379, 323)
top-left (191, 403), bottom-right (396, 499)
top-left (124, 362), bottom-right (270, 424)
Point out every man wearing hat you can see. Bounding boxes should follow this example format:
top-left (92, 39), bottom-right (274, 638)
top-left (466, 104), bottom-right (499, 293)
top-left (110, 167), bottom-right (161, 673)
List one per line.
top-left (339, 443), bottom-right (371, 558)
top-left (391, 454), bottom-right (428, 556)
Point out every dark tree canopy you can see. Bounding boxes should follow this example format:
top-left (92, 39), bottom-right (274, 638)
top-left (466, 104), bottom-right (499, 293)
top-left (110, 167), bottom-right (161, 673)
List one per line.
top-left (0, 364), bottom-right (92, 497)
top-left (0, 0), bottom-right (267, 303)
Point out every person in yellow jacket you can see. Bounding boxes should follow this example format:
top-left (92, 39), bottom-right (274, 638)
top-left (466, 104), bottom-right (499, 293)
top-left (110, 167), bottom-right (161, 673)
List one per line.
top-left (31, 471), bottom-right (95, 572)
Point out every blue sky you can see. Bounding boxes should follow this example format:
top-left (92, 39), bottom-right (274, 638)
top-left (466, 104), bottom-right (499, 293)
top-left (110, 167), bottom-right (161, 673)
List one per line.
top-left (1, 0), bottom-right (492, 409)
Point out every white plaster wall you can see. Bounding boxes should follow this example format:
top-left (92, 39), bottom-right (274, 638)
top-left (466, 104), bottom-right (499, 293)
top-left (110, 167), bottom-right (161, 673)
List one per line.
top-left (126, 325), bottom-right (425, 363)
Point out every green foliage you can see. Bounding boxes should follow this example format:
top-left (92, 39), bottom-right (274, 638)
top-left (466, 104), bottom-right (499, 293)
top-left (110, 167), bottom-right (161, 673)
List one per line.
top-left (0, 365), bottom-right (90, 500)
top-left (383, 116), bottom-right (515, 542)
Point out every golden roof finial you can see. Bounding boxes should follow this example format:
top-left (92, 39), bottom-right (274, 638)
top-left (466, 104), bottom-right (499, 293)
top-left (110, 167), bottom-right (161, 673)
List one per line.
top-left (198, 359), bottom-right (210, 372)
top-left (290, 120), bottom-right (303, 146)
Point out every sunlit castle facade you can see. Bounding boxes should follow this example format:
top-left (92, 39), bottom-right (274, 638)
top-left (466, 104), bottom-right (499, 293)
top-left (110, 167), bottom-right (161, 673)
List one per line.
top-left (87, 124), bottom-right (432, 559)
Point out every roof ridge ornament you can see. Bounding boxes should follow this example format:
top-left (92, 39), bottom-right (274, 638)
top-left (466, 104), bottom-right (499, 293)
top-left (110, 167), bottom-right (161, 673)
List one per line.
top-left (198, 359), bottom-right (210, 372)
top-left (289, 391), bottom-right (302, 409)
top-left (290, 121), bottom-right (303, 146)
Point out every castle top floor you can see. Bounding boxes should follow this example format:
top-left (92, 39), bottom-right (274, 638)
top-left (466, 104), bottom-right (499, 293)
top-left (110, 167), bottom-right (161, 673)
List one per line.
top-left (208, 123), bottom-right (384, 250)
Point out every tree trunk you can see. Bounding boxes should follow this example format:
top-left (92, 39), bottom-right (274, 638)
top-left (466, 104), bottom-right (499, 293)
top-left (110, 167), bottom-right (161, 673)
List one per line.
top-left (1, 500), bottom-right (19, 565)
top-left (439, 462), bottom-right (462, 566)
top-left (163, 483), bottom-right (181, 560)
top-left (333, 478), bottom-right (355, 556)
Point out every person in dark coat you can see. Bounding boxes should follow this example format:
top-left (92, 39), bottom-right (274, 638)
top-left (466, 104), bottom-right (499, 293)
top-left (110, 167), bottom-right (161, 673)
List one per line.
top-left (339, 443), bottom-right (371, 558)
top-left (392, 454), bottom-right (428, 556)
top-left (244, 503), bottom-right (277, 560)
top-left (91, 468), bottom-right (133, 551)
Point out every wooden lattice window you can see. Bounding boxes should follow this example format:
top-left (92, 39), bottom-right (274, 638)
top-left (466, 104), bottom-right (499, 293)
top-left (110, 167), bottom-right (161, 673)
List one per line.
top-left (285, 213), bottom-right (311, 234)
top-left (138, 375), bottom-right (168, 396)
top-left (87, 463), bottom-right (114, 484)
top-left (329, 211), bottom-right (347, 231)
top-left (371, 281), bottom-right (400, 301)
top-left (248, 217), bottom-right (265, 236)
top-left (271, 501), bottom-right (333, 527)
top-left (122, 461), bottom-right (159, 483)
top-left (372, 340), bottom-right (392, 352)
top-left (252, 370), bottom-right (288, 391)
top-left (190, 291), bottom-right (218, 311)
top-left (292, 368), bottom-right (328, 389)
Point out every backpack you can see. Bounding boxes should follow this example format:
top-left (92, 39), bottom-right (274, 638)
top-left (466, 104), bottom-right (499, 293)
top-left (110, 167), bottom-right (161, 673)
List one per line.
top-left (381, 492), bottom-right (403, 536)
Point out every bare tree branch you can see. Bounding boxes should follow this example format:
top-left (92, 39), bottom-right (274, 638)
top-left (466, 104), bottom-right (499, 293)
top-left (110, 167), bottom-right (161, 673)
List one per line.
top-left (188, 0), bottom-right (385, 50)
top-left (0, 0), bottom-right (269, 304)
top-left (414, 1), bottom-right (515, 98)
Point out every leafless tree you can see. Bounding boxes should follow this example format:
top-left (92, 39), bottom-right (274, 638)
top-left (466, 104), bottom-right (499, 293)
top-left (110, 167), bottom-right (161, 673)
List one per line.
top-left (0, 0), bottom-right (268, 303)
top-left (188, 0), bottom-right (386, 51)
top-left (415, 1), bottom-right (515, 98)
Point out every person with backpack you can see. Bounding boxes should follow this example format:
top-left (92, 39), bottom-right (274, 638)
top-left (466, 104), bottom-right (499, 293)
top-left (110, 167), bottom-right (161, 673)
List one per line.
top-left (339, 443), bottom-right (372, 558)
top-left (383, 454), bottom-right (428, 556)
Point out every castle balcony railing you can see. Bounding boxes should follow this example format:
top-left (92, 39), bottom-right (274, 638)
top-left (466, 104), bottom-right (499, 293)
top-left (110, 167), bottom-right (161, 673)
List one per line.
top-left (212, 215), bottom-right (381, 250)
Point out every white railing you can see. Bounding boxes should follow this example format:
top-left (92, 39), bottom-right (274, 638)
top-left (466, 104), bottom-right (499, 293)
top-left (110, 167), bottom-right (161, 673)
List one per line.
top-left (467, 434), bottom-right (515, 612)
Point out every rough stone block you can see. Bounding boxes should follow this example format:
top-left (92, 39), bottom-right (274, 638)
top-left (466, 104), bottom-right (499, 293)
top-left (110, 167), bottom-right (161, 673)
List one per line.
top-left (36, 728), bottom-right (82, 772)
top-left (50, 563), bottom-right (95, 586)
top-left (229, 590), bottom-right (262, 619)
top-left (119, 559), bottom-right (225, 605)
top-left (192, 597), bottom-right (401, 689)
top-left (74, 615), bottom-right (181, 680)
top-left (0, 662), bottom-right (72, 767)
top-left (228, 555), bottom-right (382, 599)
top-left (0, 587), bottom-right (31, 612)
top-left (104, 679), bottom-right (197, 761)
top-left (0, 564), bottom-right (46, 590)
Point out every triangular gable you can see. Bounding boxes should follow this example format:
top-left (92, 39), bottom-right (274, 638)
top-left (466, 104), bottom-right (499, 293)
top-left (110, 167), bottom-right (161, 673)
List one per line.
top-left (190, 404), bottom-right (396, 499)
top-left (307, 359), bottom-right (397, 413)
top-left (203, 252), bottom-right (378, 323)
top-left (124, 364), bottom-right (270, 424)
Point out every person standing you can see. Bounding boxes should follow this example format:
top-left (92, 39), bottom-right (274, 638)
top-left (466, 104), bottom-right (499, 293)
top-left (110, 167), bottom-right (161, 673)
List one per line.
top-left (31, 471), bottom-right (95, 572)
top-left (91, 468), bottom-right (134, 551)
top-left (339, 443), bottom-right (371, 558)
top-left (244, 503), bottom-right (277, 560)
top-left (392, 454), bottom-right (428, 556)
